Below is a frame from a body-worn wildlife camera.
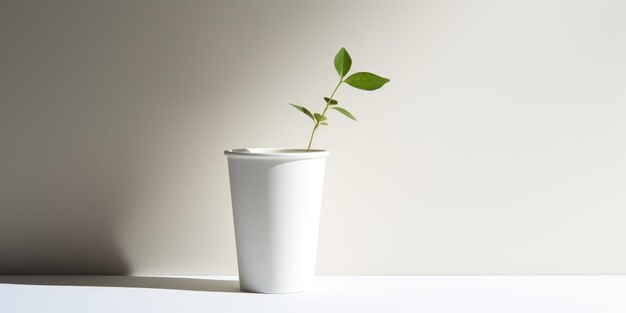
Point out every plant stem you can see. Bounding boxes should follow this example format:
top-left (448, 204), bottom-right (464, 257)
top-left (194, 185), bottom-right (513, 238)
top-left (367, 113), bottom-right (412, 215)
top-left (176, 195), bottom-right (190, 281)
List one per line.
top-left (306, 79), bottom-right (343, 151)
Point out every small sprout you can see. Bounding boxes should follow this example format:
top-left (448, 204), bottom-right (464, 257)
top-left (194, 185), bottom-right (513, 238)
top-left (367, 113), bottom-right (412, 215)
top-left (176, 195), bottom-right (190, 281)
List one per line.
top-left (289, 47), bottom-right (389, 151)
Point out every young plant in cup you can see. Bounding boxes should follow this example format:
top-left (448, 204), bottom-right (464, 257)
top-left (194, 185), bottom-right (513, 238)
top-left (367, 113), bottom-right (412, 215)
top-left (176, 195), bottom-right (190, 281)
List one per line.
top-left (225, 47), bottom-right (389, 293)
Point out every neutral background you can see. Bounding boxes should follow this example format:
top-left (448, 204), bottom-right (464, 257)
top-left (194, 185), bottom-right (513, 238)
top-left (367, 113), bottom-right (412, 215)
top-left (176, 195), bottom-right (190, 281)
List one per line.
top-left (1, 0), bottom-right (625, 275)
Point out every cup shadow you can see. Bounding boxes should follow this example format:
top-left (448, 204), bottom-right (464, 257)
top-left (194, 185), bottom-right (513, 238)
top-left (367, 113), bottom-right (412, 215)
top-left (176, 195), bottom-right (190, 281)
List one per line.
top-left (0, 276), bottom-right (241, 293)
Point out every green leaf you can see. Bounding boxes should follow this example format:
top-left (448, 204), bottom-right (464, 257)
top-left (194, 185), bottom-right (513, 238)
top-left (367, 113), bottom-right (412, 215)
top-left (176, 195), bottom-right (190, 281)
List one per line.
top-left (324, 97), bottom-right (338, 105)
top-left (334, 47), bottom-right (352, 78)
top-left (314, 113), bottom-right (327, 123)
top-left (331, 106), bottom-right (357, 121)
top-left (290, 103), bottom-right (314, 121)
top-left (344, 72), bottom-right (390, 91)
top-left (320, 122), bottom-right (328, 126)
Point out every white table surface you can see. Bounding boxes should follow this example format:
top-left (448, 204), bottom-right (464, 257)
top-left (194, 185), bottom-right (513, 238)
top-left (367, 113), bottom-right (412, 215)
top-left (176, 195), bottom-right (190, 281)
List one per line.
top-left (1, 276), bottom-right (625, 313)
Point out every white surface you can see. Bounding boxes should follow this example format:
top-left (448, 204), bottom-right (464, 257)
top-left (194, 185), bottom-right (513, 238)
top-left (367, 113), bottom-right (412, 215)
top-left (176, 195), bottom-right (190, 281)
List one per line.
top-left (1, 1), bottom-right (626, 275)
top-left (226, 149), bottom-right (327, 293)
top-left (1, 276), bottom-right (625, 313)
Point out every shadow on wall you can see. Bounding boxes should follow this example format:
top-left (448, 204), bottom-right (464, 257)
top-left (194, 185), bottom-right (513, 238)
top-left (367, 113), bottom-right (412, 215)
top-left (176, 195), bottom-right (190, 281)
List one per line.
top-left (0, 0), bottom-right (331, 274)
top-left (0, 189), bottom-right (131, 274)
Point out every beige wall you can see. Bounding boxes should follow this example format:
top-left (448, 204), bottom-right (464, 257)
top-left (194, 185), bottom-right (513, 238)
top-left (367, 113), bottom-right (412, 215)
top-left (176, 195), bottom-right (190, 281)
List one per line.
top-left (1, 0), bottom-right (625, 275)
